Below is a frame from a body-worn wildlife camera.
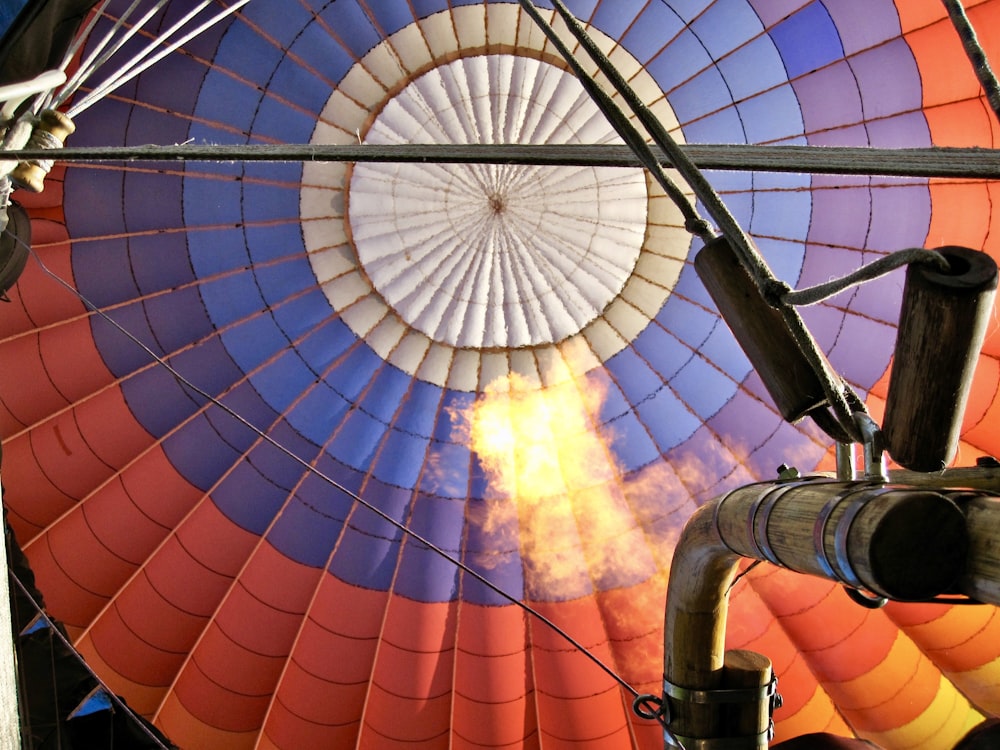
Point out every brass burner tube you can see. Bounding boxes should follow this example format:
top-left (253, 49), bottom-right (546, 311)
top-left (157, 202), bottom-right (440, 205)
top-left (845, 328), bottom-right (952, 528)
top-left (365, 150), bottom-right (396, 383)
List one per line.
top-left (663, 479), bottom-right (969, 747)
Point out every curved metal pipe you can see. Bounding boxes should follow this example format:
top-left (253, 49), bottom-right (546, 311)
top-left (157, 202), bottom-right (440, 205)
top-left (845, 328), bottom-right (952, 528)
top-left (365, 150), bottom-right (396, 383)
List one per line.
top-left (662, 478), bottom-right (970, 747)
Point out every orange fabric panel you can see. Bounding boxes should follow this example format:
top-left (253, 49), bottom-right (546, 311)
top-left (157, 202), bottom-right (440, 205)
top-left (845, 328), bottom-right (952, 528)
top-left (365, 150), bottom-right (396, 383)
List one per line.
top-left (595, 575), bottom-right (666, 691)
top-left (453, 603), bottom-right (537, 748)
top-left (962, 355), bottom-right (999, 443)
top-left (0, 332), bottom-right (76, 434)
top-left (258, 695), bottom-right (361, 750)
top-left (528, 599), bottom-right (634, 745)
top-left (748, 568), bottom-right (982, 747)
top-left (729, 569), bottom-right (852, 737)
top-left (361, 682), bottom-right (452, 745)
top-left (75, 630), bottom-right (168, 717)
top-left (925, 181), bottom-right (992, 250)
top-left (361, 594), bottom-right (457, 743)
top-left (157, 690), bottom-right (258, 750)
top-left (172, 623), bottom-right (282, 733)
top-left (904, 20), bottom-right (985, 111)
top-left (886, 603), bottom-right (1000, 714)
top-left (140, 529), bottom-right (241, 621)
top-left (87, 568), bottom-right (205, 685)
top-left (171, 499), bottom-right (259, 580)
top-left (118, 445), bottom-right (205, 529)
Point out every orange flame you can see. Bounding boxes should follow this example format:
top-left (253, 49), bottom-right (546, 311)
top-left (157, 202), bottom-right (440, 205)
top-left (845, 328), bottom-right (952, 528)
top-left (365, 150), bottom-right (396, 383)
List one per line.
top-left (452, 358), bottom-right (691, 601)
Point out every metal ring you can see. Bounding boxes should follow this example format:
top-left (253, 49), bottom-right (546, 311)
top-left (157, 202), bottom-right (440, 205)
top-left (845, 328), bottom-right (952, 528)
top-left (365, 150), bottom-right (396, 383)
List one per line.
top-left (813, 483), bottom-right (877, 581)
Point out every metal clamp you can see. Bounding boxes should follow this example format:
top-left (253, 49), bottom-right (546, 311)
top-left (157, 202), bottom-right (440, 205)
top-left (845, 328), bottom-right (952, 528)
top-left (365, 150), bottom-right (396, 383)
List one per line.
top-left (662, 675), bottom-right (782, 750)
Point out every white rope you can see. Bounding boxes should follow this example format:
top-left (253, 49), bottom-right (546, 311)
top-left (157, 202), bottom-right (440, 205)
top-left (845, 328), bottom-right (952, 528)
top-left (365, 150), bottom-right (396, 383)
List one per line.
top-left (46, 0), bottom-right (152, 111)
top-left (68, 0), bottom-right (254, 118)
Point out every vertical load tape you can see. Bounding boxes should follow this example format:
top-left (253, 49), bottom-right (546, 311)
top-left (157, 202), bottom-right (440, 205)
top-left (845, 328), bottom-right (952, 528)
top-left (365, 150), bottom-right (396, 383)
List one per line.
top-left (883, 246), bottom-right (998, 472)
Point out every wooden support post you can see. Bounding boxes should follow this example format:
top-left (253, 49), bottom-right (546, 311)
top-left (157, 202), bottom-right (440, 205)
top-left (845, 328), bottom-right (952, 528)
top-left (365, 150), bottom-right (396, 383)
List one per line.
top-left (883, 246), bottom-right (998, 472)
top-left (0, 475), bottom-right (20, 749)
top-left (723, 650), bottom-right (774, 742)
top-left (695, 236), bottom-right (829, 423)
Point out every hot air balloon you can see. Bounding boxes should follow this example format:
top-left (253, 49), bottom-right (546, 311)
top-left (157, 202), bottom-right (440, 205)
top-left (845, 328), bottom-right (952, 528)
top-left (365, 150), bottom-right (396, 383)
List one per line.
top-left (0, 0), bottom-right (999, 748)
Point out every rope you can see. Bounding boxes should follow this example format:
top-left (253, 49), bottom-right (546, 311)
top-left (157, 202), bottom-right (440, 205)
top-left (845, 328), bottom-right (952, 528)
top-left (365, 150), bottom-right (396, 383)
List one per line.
top-left (779, 248), bottom-right (950, 306)
top-left (514, 0), bottom-right (712, 241)
top-left (942, 0), bottom-right (1000, 125)
top-left (17, 234), bottom-right (648, 718)
top-left (522, 0), bottom-right (866, 444)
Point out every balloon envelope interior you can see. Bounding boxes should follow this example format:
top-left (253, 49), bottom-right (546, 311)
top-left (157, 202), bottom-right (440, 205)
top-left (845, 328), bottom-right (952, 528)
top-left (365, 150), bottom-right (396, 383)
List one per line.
top-left (2, 1), bottom-right (1000, 749)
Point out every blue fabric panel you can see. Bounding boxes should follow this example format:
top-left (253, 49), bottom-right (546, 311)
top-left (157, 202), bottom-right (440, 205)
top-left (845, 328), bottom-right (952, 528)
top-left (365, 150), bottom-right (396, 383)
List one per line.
top-left (143, 287), bottom-right (215, 356)
top-left (393, 380), bottom-right (443, 439)
top-left (120, 365), bottom-right (203, 437)
top-left (747, 171), bottom-right (811, 241)
top-left (658, 0), bottom-right (712, 24)
top-left (192, 68), bottom-right (264, 137)
top-left (691, 0), bottom-right (761, 59)
top-left (322, 0), bottom-right (384, 59)
top-left (251, 350), bottom-right (321, 415)
top-left (296, 318), bottom-right (359, 375)
top-left (644, 29), bottom-right (712, 94)
top-left (657, 293), bottom-right (716, 351)
top-left (198, 272), bottom-right (264, 330)
top-left (253, 256), bottom-right (316, 312)
top-left (409, 0), bottom-right (451, 17)
top-left (289, 16), bottom-right (357, 87)
top-left (738, 85), bottom-right (804, 144)
top-left (287, 382), bottom-right (352, 446)
top-left (212, 458), bottom-right (289, 534)
top-left (769, 1), bottom-right (843, 79)
top-left (72, 238), bottom-right (136, 309)
top-left (605, 351), bottom-right (662, 409)
top-left (680, 106), bottom-right (746, 142)
top-left (210, 381), bottom-right (281, 448)
top-left (242, 0), bottom-right (314, 49)
top-left (621, 3), bottom-right (685, 64)
top-left (394, 494), bottom-right (465, 601)
top-left (756, 237), bottom-right (809, 289)
top-left (635, 386), bottom-right (701, 453)
top-left (245, 225), bottom-right (306, 272)
top-left (329, 526), bottom-right (400, 589)
top-left (327, 480), bottom-right (411, 585)
top-left (591, 0), bottom-right (647, 40)
top-left (371, 429), bottom-right (430, 488)
top-left (716, 34), bottom-right (786, 103)
top-left (696, 321), bottom-right (752, 384)
top-left (463, 496), bottom-right (524, 605)
top-left (162, 413), bottom-right (244, 491)
top-left (269, 288), bottom-right (333, 346)
top-left (221, 313), bottom-right (290, 373)
top-left (250, 93), bottom-right (321, 143)
top-left (363, 4), bottom-right (415, 37)
top-left (671, 355), bottom-right (736, 421)
top-left (708, 388), bottom-right (780, 455)
top-left (418, 439), bottom-right (471, 499)
top-left (123, 172), bottom-right (182, 234)
top-left (327, 408), bottom-right (386, 472)
top-left (632, 323), bottom-right (695, 382)
top-left (357, 365), bottom-right (413, 424)
top-left (267, 494), bottom-right (345, 567)
top-left (129, 232), bottom-right (197, 295)
top-left (604, 408), bottom-right (663, 472)
top-left (326, 345), bottom-right (384, 402)
top-left (668, 67), bottom-right (733, 126)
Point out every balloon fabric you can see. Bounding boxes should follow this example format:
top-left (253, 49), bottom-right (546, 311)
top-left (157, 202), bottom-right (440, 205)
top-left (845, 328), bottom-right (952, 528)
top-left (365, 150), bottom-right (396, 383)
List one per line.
top-left (2, 1), bottom-right (1000, 749)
